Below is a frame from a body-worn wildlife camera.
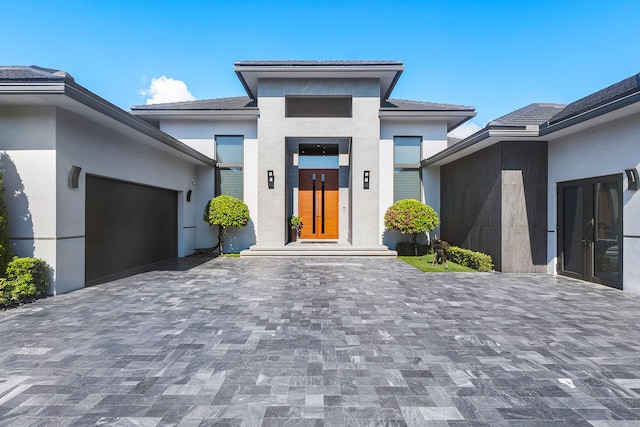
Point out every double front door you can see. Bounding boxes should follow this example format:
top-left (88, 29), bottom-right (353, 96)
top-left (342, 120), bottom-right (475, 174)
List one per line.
top-left (298, 169), bottom-right (339, 239)
top-left (558, 175), bottom-right (622, 289)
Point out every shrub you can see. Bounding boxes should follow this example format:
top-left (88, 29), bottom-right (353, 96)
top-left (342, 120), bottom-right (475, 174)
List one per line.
top-left (446, 246), bottom-right (494, 271)
top-left (384, 199), bottom-right (439, 256)
top-left (395, 242), bottom-right (431, 256)
top-left (203, 195), bottom-right (250, 255)
top-left (0, 257), bottom-right (49, 307)
top-left (0, 173), bottom-right (13, 276)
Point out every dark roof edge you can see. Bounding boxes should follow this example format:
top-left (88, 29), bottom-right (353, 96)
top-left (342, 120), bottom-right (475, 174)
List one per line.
top-left (421, 127), bottom-right (492, 167)
top-left (540, 90), bottom-right (640, 136)
top-left (63, 81), bottom-right (214, 166)
top-left (384, 69), bottom-right (403, 100)
top-left (235, 70), bottom-right (255, 100)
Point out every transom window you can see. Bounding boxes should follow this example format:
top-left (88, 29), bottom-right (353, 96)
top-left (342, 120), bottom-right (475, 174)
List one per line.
top-left (285, 96), bottom-right (352, 118)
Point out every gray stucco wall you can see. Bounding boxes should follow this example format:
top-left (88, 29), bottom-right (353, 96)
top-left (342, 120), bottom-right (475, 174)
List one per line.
top-left (440, 141), bottom-right (547, 272)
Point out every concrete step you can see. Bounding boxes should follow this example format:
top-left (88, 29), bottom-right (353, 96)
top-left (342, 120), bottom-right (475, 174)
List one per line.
top-left (240, 244), bottom-right (397, 257)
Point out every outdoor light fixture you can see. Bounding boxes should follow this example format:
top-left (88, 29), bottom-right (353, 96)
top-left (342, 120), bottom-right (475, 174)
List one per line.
top-left (267, 170), bottom-right (274, 189)
top-left (69, 166), bottom-right (82, 189)
top-left (626, 168), bottom-right (639, 190)
top-left (363, 170), bottom-right (370, 189)
top-left (186, 190), bottom-right (192, 202)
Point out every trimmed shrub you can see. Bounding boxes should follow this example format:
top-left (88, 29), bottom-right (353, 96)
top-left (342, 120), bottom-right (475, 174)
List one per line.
top-left (395, 242), bottom-right (431, 256)
top-left (0, 257), bottom-right (49, 307)
top-left (203, 195), bottom-right (250, 255)
top-left (0, 173), bottom-right (13, 276)
top-left (384, 199), bottom-right (439, 256)
top-left (446, 246), bottom-right (494, 271)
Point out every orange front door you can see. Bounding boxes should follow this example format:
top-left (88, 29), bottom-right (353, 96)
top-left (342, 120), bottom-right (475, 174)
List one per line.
top-left (299, 169), bottom-right (339, 239)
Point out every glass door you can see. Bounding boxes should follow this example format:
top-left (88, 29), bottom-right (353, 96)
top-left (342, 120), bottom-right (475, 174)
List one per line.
top-left (557, 175), bottom-right (622, 289)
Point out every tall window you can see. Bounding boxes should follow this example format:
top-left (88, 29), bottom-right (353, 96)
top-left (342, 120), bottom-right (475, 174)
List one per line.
top-left (215, 135), bottom-right (243, 199)
top-left (394, 136), bottom-right (422, 202)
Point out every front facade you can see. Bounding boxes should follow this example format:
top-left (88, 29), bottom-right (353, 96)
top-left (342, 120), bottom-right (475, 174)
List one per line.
top-left (132, 61), bottom-right (475, 254)
top-left (2, 62), bottom-right (639, 296)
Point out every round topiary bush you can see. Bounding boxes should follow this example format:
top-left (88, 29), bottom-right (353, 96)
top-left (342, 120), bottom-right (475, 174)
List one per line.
top-left (203, 195), bottom-right (250, 254)
top-left (384, 199), bottom-right (439, 256)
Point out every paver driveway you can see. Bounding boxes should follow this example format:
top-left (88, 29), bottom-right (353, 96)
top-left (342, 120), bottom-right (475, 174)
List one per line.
top-left (2, 257), bottom-right (640, 426)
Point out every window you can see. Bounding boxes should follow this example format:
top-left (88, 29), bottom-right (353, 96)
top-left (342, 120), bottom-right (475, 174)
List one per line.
top-left (285, 96), bottom-right (352, 118)
top-left (394, 136), bottom-right (422, 202)
top-left (215, 135), bottom-right (243, 199)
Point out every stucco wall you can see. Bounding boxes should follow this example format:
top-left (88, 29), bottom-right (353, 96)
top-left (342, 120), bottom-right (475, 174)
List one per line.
top-left (380, 120), bottom-right (448, 248)
top-left (257, 78), bottom-right (382, 247)
top-left (0, 105), bottom-right (57, 286)
top-left (548, 112), bottom-right (640, 293)
top-left (159, 118), bottom-right (258, 252)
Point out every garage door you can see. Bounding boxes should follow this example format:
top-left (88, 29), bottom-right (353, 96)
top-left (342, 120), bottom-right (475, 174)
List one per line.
top-left (85, 175), bottom-right (178, 286)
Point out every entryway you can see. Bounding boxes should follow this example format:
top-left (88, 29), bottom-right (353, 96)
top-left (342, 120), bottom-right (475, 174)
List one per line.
top-left (557, 174), bottom-right (622, 289)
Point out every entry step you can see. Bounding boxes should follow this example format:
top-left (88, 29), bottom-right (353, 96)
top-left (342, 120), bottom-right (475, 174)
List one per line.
top-left (240, 244), bottom-right (397, 257)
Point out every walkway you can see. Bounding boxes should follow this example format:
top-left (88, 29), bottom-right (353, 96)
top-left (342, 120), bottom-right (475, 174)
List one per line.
top-left (1, 257), bottom-right (640, 426)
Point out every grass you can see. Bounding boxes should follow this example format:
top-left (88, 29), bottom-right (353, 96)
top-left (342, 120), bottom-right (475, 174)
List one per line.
top-left (222, 253), bottom-right (241, 258)
top-left (399, 254), bottom-right (477, 272)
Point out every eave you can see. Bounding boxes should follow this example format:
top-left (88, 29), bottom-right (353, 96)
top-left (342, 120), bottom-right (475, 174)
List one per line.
top-left (234, 63), bottom-right (405, 100)
top-left (422, 126), bottom-right (540, 167)
top-left (379, 110), bottom-right (477, 132)
top-left (0, 81), bottom-right (214, 167)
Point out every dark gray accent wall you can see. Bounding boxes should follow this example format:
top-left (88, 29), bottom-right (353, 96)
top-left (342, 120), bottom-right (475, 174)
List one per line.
top-left (440, 142), bottom-right (548, 272)
top-left (85, 175), bottom-right (178, 286)
top-left (441, 144), bottom-right (503, 270)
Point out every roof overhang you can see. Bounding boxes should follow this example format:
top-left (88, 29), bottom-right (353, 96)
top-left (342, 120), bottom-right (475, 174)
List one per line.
top-left (540, 90), bottom-right (640, 139)
top-left (131, 109), bottom-right (260, 121)
top-left (234, 62), bottom-right (405, 100)
top-left (422, 126), bottom-right (541, 167)
top-left (379, 110), bottom-right (476, 132)
top-left (0, 81), bottom-right (214, 166)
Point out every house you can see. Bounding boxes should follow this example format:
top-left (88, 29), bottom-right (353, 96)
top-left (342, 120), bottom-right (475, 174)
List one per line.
top-left (425, 73), bottom-right (640, 292)
top-left (1, 62), bottom-right (639, 295)
top-left (130, 61), bottom-right (476, 255)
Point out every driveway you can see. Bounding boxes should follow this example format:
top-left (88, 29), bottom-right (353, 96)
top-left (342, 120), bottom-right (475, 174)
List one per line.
top-left (1, 257), bottom-right (640, 426)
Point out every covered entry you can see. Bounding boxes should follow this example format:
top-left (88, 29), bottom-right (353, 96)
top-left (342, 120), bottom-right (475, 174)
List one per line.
top-left (557, 174), bottom-right (623, 289)
top-left (85, 175), bottom-right (178, 286)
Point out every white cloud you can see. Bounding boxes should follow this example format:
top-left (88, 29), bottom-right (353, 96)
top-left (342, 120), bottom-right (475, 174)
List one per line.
top-left (139, 76), bottom-right (196, 105)
top-left (448, 121), bottom-right (483, 140)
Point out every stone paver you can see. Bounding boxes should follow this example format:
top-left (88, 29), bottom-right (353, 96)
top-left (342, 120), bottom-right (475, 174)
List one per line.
top-left (2, 257), bottom-right (640, 426)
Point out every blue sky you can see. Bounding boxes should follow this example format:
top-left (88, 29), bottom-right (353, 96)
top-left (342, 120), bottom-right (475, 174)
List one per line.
top-left (3, 0), bottom-right (640, 137)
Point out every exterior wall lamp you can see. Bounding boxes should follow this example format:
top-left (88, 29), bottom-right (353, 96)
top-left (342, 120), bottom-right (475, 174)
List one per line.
top-left (186, 190), bottom-right (192, 202)
top-left (267, 170), bottom-right (275, 189)
top-left (69, 166), bottom-right (82, 189)
top-left (363, 170), bottom-right (370, 189)
top-left (626, 168), bottom-right (639, 190)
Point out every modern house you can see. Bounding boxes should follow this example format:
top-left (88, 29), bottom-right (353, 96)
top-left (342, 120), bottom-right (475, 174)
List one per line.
top-left (0, 62), bottom-right (638, 295)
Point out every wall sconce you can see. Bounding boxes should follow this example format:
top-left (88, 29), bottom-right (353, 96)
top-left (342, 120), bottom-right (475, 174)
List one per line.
top-left (363, 170), bottom-right (370, 190)
top-left (626, 168), bottom-right (639, 190)
top-left (69, 166), bottom-right (82, 189)
top-left (186, 190), bottom-right (192, 202)
top-left (267, 170), bottom-right (275, 189)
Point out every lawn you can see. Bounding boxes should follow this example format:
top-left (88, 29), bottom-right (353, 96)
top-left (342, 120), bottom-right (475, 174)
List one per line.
top-left (399, 254), bottom-right (477, 272)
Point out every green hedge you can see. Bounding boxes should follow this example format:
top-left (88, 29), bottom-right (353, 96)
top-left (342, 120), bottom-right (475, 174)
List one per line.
top-left (395, 242), bottom-right (431, 256)
top-left (446, 246), bottom-right (494, 271)
top-left (0, 257), bottom-right (49, 307)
